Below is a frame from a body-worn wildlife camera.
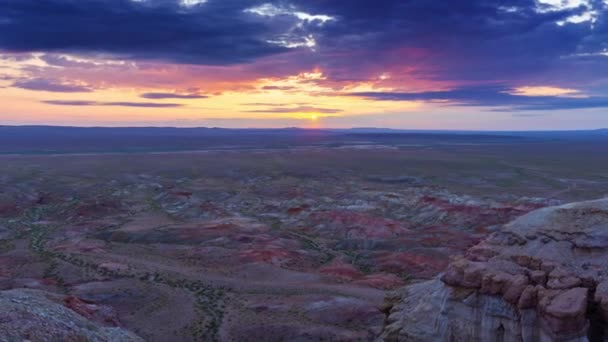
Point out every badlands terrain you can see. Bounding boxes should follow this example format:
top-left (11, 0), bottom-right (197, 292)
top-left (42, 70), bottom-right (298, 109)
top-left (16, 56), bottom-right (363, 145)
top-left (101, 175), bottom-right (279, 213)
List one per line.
top-left (0, 127), bottom-right (607, 341)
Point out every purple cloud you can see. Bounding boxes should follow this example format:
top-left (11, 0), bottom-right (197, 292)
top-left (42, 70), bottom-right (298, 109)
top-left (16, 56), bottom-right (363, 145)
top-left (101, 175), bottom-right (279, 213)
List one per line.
top-left (13, 79), bottom-right (92, 92)
top-left (350, 85), bottom-right (608, 111)
top-left (42, 100), bottom-right (183, 108)
top-left (140, 92), bottom-right (209, 99)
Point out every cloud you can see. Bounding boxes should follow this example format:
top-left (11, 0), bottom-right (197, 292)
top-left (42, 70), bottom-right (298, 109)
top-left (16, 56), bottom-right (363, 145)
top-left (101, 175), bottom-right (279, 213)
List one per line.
top-left (504, 98), bottom-right (608, 111)
top-left (245, 105), bottom-right (342, 113)
top-left (243, 3), bottom-right (335, 49)
top-left (244, 3), bottom-right (335, 25)
top-left (508, 86), bottom-right (585, 97)
top-left (0, 0), bottom-right (289, 65)
top-left (290, 0), bottom-right (607, 83)
top-left (42, 100), bottom-right (183, 108)
top-left (512, 113), bottom-right (549, 117)
top-left (39, 54), bottom-right (128, 68)
top-left (12, 78), bottom-right (92, 92)
top-left (261, 85), bottom-right (297, 91)
top-left (350, 85), bottom-right (608, 111)
top-left (2, 0), bottom-right (608, 118)
top-left (2, 0), bottom-right (606, 85)
top-left (140, 92), bottom-right (209, 99)
top-left (0, 53), bottom-right (35, 62)
top-left (241, 102), bottom-right (295, 106)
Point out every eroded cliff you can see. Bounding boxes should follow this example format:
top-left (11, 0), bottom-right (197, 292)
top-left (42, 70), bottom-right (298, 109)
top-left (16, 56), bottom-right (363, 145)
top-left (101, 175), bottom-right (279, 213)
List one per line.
top-left (382, 198), bottom-right (608, 342)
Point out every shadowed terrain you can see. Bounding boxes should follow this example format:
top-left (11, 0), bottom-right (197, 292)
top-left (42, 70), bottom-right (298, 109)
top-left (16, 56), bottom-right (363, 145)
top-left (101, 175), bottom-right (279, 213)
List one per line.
top-left (0, 128), bottom-right (607, 341)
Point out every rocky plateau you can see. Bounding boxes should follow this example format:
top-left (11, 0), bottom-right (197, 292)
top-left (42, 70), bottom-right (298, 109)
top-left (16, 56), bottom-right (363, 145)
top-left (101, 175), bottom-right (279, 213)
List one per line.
top-left (0, 144), bottom-right (607, 341)
top-left (383, 198), bottom-right (608, 342)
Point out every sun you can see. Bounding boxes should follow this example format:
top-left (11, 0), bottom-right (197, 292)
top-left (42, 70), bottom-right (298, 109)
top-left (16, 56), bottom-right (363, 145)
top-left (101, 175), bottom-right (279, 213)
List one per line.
top-left (310, 114), bottom-right (318, 121)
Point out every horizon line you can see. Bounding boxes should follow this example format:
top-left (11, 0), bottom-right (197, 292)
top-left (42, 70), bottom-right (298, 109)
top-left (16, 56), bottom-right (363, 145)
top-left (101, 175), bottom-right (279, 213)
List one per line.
top-left (1, 124), bottom-right (607, 133)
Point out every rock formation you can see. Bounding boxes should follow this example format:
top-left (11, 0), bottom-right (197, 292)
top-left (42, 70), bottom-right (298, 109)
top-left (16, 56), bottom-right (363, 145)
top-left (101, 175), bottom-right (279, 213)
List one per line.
top-left (0, 288), bottom-right (143, 341)
top-left (382, 198), bottom-right (608, 341)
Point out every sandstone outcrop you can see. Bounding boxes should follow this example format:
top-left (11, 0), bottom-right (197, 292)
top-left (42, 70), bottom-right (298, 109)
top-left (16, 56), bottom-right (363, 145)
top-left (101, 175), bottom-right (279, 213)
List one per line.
top-left (382, 198), bottom-right (608, 341)
top-left (0, 288), bottom-right (143, 341)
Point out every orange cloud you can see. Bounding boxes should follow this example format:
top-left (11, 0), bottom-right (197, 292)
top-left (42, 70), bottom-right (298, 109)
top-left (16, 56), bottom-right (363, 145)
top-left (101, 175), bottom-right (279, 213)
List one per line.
top-left (509, 86), bottom-right (587, 98)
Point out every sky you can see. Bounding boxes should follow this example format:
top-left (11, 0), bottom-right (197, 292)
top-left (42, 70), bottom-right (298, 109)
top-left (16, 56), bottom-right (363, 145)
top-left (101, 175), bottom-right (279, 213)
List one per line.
top-left (0, 0), bottom-right (607, 130)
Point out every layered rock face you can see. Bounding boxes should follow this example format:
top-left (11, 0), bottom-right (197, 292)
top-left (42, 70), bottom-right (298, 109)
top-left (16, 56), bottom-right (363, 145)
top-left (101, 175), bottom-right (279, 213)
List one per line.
top-left (382, 198), bottom-right (608, 342)
top-left (0, 288), bottom-right (143, 341)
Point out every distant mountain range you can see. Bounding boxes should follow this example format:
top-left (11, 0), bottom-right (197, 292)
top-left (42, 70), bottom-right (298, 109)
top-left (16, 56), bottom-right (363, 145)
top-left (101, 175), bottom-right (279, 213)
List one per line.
top-left (2, 125), bottom-right (607, 135)
top-left (0, 125), bottom-right (605, 154)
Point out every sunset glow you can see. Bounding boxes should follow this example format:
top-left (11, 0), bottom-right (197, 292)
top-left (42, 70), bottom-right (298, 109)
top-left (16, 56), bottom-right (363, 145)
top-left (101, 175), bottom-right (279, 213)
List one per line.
top-left (1, 0), bottom-right (607, 129)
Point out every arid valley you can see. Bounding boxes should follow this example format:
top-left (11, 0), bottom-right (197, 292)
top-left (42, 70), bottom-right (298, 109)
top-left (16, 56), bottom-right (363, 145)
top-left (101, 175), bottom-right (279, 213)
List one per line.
top-left (3, 0), bottom-right (608, 340)
top-left (1, 128), bottom-right (607, 341)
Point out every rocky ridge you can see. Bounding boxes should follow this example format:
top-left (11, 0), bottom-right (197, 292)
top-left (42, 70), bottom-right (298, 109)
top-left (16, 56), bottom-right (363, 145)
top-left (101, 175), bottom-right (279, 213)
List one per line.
top-left (382, 198), bottom-right (608, 341)
top-left (0, 288), bottom-right (143, 341)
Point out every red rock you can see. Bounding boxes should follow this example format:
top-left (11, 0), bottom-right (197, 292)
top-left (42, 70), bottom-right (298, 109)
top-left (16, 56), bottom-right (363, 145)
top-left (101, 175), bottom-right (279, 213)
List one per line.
top-left (53, 239), bottom-right (106, 254)
top-left (529, 270), bottom-right (547, 286)
top-left (0, 289), bottom-right (142, 340)
top-left (461, 262), bottom-right (486, 288)
top-left (383, 198), bottom-right (608, 341)
top-left (239, 249), bottom-right (294, 266)
top-left (481, 271), bottom-right (512, 295)
top-left (98, 262), bottom-right (128, 273)
top-left (353, 273), bottom-right (405, 290)
top-left (517, 285), bottom-right (538, 309)
top-left (304, 296), bottom-right (384, 329)
top-left (287, 205), bottom-right (309, 215)
top-left (421, 227), bottom-right (480, 250)
top-left (63, 296), bottom-right (121, 327)
top-left (579, 271), bottom-right (598, 288)
top-left (75, 199), bottom-right (122, 218)
top-left (511, 255), bottom-right (541, 270)
top-left (319, 259), bottom-right (363, 281)
top-left (440, 260), bottom-right (488, 289)
top-left (503, 274), bottom-right (529, 304)
top-left (440, 260), bottom-right (465, 287)
top-left (594, 280), bottom-right (608, 321)
top-left (0, 256), bottom-right (24, 278)
top-left (170, 191), bottom-right (193, 197)
top-left (377, 251), bottom-right (449, 279)
top-left (539, 288), bottom-right (588, 335)
top-left (541, 261), bottom-right (559, 273)
top-left (417, 196), bottom-right (537, 230)
top-left (41, 278), bottom-right (58, 286)
top-left (547, 276), bottom-right (582, 289)
top-left (548, 267), bottom-right (569, 278)
top-left (466, 246), bottom-right (499, 261)
top-left (309, 211), bottom-right (412, 239)
top-left (0, 202), bottom-right (20, 218)
top-left (199, 201), bottom-right (229, 217)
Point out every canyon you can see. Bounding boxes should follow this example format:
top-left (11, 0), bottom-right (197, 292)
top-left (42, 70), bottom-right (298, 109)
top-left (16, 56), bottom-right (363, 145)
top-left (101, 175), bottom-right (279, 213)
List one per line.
top-left (0, 133), bottom-right (606, 341)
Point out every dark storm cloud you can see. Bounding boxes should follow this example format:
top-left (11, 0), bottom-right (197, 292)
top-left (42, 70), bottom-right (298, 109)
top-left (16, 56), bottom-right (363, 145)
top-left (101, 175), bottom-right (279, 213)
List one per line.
top-left (293, 0), bottom-right (607, 82)
top-left (0, 0), bottom-right (287, 65)
top-left (43, 100), bottom-right (183, 108)
top-left (352, 85), bottom-right (608, 110)
top-left (13, 78), bottom-right (92, 92)
top-left (140, 92), bottom-right (209, 99)
top-left (1, 0), bottom-right (607, 99)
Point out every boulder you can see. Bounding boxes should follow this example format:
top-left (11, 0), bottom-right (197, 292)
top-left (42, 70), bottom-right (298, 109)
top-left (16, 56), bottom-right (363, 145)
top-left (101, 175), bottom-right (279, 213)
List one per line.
top-left (382, 198), bottom-right (608, 341)
top-left (0, 288), bottom-right (143, 341)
